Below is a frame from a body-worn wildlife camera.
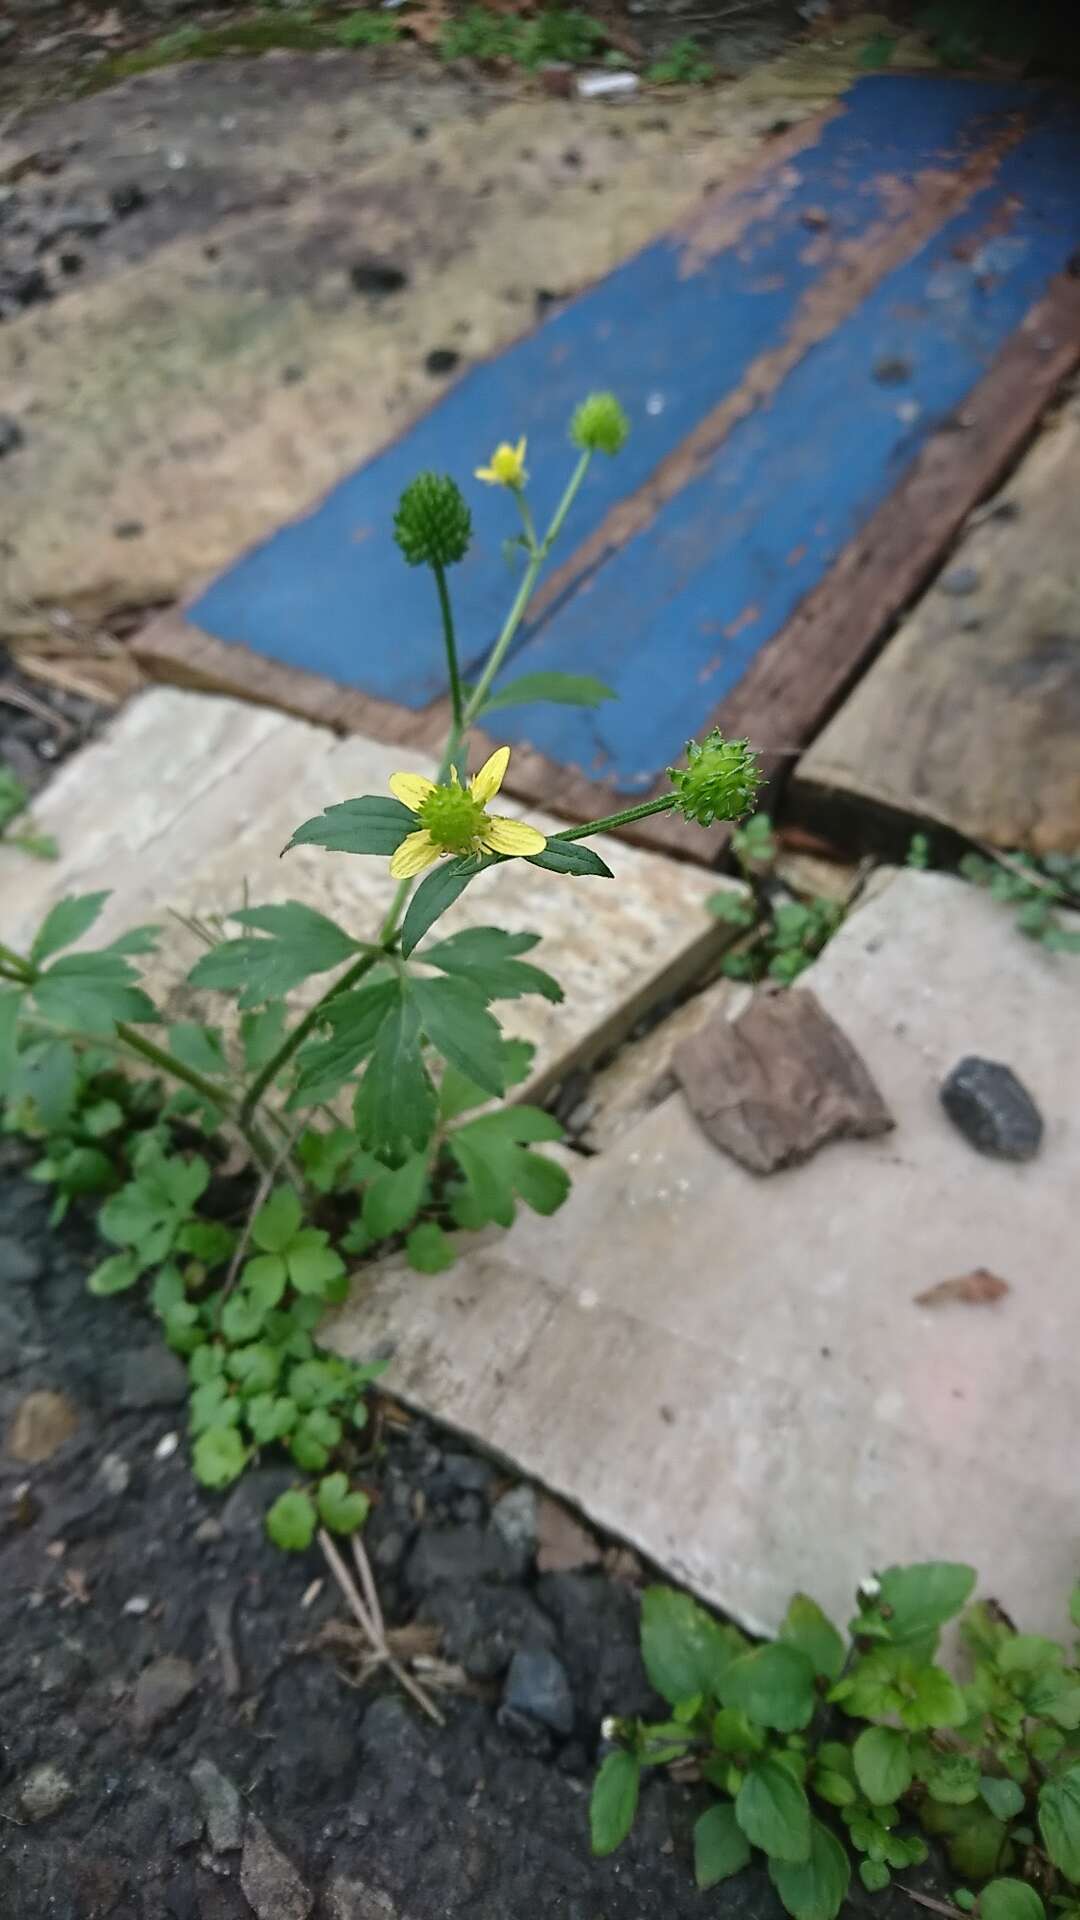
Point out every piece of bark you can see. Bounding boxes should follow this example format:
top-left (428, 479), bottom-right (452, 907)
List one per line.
top-left (915, 1268), bottom-right (1010, 1308)
top-left (673, 988), bottom-right (893, 1174)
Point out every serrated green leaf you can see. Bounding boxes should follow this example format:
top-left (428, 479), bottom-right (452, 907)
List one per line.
top-left (226, 1342), bottom-right (281, 1394)
top-left (982, 1884), bottom-right (1046, 1920)
top-left (188, 901), bottom-right (357, 1009)
top-left (853, 1727), bottom-right (913, 1806)
top-left (14, 1037), bottom-right (78, 1129)
top-left (1039, 1767), bottom-right (1080, 1880)
top-left (400, 855), bottom-right (493, 957)
top-left (251, 1185), bottom-right (303, 1254)
top-left (246, 1394), bottom-right (298, 1443)
top-left (422, 926), bottom-right (562, 1004)
top-left (855, 1563), bottom-right (976, 1658)
top-left (220, 1291), bottom-right (265, 1343)
top-left (151, 1264), bottom-right (186, 1314)
top-left (589, 1750), bottom-right (640, 1858)
top-left (290, 980), bottom-right (399, 1105)
top-left (924, 1752), bottom-right (981, 1804)
top-left (266, 1488), bottom-right (317, 1550)
top-left (363, 1150), bottom-right (429, 1240)
top-left (317, 1471), bottom-right (370, 1534)
top-left (694, 1802), bottom-right (751, 1889)
top-left (104, 924), bottom-right (160, 956)
top-left (240, 1003), bottom-right (288, 1074)
top-left (478, 671), bottom-right (615, 716)
top-left (920, 1798), bottom-right (1008, 1878)
top-left (192, 1424), bottom-right (248, 1489)
top-left (33, 953), bottom-right (157, 1033)
top-left (527, 840), bottom-right (614, 878)
top-left (405, 1221), bottom-right (456, 1273)
top-left (190, 1379), bottom-right (240, 1434)
top-left (719, 1643), bottom-right (817, 1733)
top-left (814, 1770), bottom-right (856, 1809)
top-left (81, 1096), bottom-right (125, 1138)
top-left (286, 1229), bottom-right (346, 1297)
top-left (30, 891), bottom-right (109, 964)
top-left (243, 1253), bottom-right (287, 1311)
top-left (167, 1022), bottom-right (229, 1076)
top-left (510, 1148), bottom-right (570, 1216)
top-left (87, 1249), bottom-right (142, 1295)
top-left (409, 975), bottom-right (504, 1096)
top-left (353, 991), bottom-right (437, 1155)
top-left (780, 1595), bottom-right (846, 1683)
top-left (903, 1665), bottom-right (968, 1731)
top-left (640, 1586), bottom-right (747, 1706)
top-left (736, 1758), bottom-right (812, 1863)
top-left (176, 1219), bottom-right (235, 1268)
top-left (768, 1817), bottom-right (850, 1920)
top-left (291, 1406), bottom-right (342, 1472)
top-left (284, 794), bottom-right (415, 856)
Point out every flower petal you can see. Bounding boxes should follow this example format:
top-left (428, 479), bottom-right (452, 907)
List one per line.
top-left (515, 436), bottom-right (527, 464)
top-left (389, 771), bottom-right (436, 812)
top-left (475, 465), bottom-right (497, 485)
top-left (471, 745), bottom-right (510, 804)
top-left (481, 816), bottom-right (547, 858)
top-left (389, 830), bottom-right (442, 878)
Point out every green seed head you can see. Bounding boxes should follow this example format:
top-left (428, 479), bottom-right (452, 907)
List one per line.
top-left (419, 780), bottom-right (488, 854)
top-left (570, 392), bottom-right (630, 457)
top-left (393, 473), bottom-right (472, 568)
top-left (667, 731), bottom-right (762, 828)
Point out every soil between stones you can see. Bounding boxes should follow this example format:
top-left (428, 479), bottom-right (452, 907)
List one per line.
top-left (0, 1136), bottom-right (955, 1920)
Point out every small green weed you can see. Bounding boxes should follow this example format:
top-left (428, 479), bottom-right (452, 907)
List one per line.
top-left (959, 849), bottom-right (1080, 955)
top-left (593, 1562), bottom-right (1080, 1918)
top-left (440, 6), bottom-right (607, 69)
top-left (645, 36), bottom-right (715, 87)
top-left (0, 765), bottom-right (58, 863)
top-left (335, 9), bottom-right (402, 47)
top-left (707, 813), bottom-right (846, 983)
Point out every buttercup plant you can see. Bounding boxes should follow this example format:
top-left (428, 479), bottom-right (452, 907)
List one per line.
top-left (0, 395), bottom-right (760, 1553)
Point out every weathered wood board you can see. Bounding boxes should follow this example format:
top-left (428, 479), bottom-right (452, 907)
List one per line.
top-left (794, 386), bottom-right (1080, 854)
top-left (136, 77), bottom-right (1080, 854)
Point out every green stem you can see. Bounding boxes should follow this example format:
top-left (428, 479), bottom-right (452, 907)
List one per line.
top-left (550, 794), bottom-right (678, 842)
top-left (0, 939), bottom-right (33, 981)
top-left (432, 560), bottom-right (463, 734)
top-left (460, 450), bottom-right (591, 732)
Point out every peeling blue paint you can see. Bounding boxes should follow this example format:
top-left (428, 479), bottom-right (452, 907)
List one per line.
top-left (185, 76), bottom-right (1080, 791)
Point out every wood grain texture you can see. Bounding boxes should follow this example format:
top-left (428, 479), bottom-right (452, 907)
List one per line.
top-left (792, 332), bottom-right (1080, 854)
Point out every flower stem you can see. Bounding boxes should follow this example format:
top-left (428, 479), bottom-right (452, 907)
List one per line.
top-left (432, 560), bottom-right (463, 734)
top-left (550, 794), bottom-right (678, 842)
top-left (460, 449), bottom-right (591, 732)
top-left (0, 939), bottom-right (33, 981)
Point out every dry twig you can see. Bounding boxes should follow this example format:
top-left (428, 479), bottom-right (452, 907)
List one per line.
top-left (318, 1528), bottom-right (445, 1726)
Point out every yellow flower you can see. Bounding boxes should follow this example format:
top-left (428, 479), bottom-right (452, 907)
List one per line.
top-left (388, 747), bottom-right (547, 879)
top-left (475, 436), bottom-right (528, 490)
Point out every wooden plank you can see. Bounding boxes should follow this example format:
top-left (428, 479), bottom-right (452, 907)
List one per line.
top-left (493, 106), bottom-right (1080, 794)
top-left (179, 76), bottom-right (1028, 713)
top-left (792, 359), bottom-right (1080, 855)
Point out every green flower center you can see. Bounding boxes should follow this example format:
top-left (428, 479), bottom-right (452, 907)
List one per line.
top-left (419, 783), bottom-right (488, 853)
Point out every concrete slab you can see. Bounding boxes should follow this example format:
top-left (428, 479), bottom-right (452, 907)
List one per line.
top-left (1, 689), bottom-right (734, 1095)
top-left (327, 868), bottom-right (1080, 1641)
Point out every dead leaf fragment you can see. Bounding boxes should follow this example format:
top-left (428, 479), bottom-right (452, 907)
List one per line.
top-left (914, 1268), bottom-right (1010, 1308)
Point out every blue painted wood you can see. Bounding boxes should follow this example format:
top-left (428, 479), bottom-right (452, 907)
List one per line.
top-left (496, 91), bottom-right (1080, 791)
top-left (188, 74), bottom-right (1039, 710)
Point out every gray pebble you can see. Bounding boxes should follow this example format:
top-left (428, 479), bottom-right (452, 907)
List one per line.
top-left (502, 1647), bottom-right (575, 1736)
top-left (940, 1055), bottom-right (1043, 1161)
top-left (18, 1764), bottom-right (74, 1822)
top-left (940, 565), bottom-right (980, 597)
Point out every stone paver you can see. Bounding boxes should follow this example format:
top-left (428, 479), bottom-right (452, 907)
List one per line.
top-left (2, 689), bottom-right (738, 1094)
top-left (327, 868), bottom-right (1079, 1640)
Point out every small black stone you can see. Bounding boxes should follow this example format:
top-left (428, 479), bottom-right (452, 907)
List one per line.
top-left (424, 346), bottom-right (460, 377)
top-left (502, 1648), bottom-right (575, 1736)
top-left (939, 1056), bottom-right (1043, 1161)
top-left (110, 182), bottom-right (147, 218)
top-left (349, 259), bottom-right (408, 296)
top-left (113, 520), bottom-right (144, 539)
top-left (59, 250), bottom-right (83, 275)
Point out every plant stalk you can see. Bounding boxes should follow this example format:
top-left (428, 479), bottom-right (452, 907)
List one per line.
top-left (432, 560), bottom-right (463, 734)
top-left (550, 794), bottom-right (678, 842)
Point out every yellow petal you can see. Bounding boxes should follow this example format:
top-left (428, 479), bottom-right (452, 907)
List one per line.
top-left (481, 816), bottom-right (547, 858)
top-left (389, 771), bottom-right (436, 812)
top-left (389, 830), bottom-right (441, 879)
top-left (515, 436), bottom-right (527, 465)
top-left (475, 465), bottom-right (497, 485)
top-left (471, 745), bottom-right (510, 804)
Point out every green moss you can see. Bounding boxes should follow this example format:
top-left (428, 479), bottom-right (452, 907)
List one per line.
top-left (79, 10), bottom-right (399, 93)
